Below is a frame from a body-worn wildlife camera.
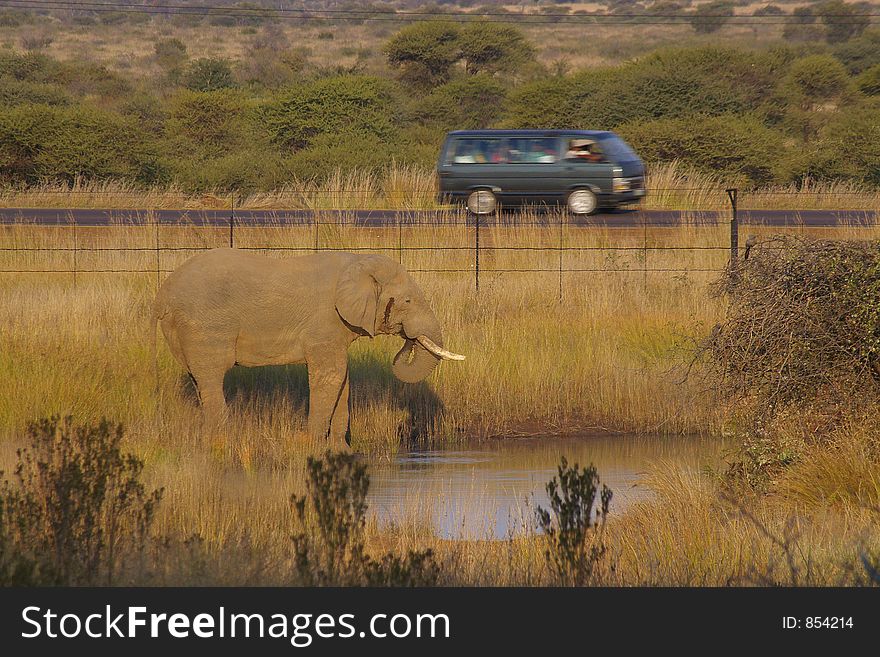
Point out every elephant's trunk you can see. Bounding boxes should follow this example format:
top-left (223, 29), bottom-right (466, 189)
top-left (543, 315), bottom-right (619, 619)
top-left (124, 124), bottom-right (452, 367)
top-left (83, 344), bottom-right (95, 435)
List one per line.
top-left (392, 313), bottom-right (444, 384)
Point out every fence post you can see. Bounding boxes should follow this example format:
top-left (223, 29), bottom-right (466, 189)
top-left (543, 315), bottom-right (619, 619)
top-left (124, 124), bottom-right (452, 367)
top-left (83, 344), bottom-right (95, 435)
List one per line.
top-left (314, 214), bottom-right (319, 253)
top-left (474, 212), bottom-right (480, 292)
top-left (558, 212), bottom-right (564, 301)
top-left (726, 188), bottom-right (739, 273)
top-left (71, 213), bottom-right (77, 287)
top-left (155, 214), bottom-right (160, 289)
top-left (229, 194), bottom-right (235, 248)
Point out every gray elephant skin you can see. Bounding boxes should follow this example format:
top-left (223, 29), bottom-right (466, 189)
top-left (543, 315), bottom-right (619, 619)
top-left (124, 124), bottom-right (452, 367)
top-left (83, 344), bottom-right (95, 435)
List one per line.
top-left (151, 248), bottom-right (463, 447)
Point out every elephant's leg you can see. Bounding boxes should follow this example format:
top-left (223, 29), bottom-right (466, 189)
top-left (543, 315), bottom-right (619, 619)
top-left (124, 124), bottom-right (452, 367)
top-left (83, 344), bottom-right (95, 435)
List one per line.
top-left (306, 348), bottom-right (349, 447)
top-left (189, 362), bottom-right (231, 423)
top-left (328, 364), bottom-right (351, 448)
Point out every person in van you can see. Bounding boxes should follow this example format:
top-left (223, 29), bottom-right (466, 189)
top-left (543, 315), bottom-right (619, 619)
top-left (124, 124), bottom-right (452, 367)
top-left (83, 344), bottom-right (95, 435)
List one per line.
top-left (565, 139), bottom-right (603, 162)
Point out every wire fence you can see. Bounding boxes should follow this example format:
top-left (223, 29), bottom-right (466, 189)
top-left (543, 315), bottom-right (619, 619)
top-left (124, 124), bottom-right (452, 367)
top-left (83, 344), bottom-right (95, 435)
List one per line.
top-left (2, 187), bottom-right (880, 295)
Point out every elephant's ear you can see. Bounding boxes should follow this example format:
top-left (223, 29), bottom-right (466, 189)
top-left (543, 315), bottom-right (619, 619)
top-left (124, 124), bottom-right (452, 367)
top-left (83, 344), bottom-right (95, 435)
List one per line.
top-left (335, 257), bottom-right (384, 336)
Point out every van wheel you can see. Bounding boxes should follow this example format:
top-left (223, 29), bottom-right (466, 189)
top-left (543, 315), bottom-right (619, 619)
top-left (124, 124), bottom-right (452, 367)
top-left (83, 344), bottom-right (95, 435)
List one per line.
top-left (567, 189), bottom-right (597, 215)
top-left (466, 189), bottom-right (497, 215)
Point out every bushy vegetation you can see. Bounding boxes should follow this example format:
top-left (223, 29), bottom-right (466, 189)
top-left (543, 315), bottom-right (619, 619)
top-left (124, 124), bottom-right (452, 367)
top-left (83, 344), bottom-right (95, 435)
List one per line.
top-left (700, 236), bottom-right (880, 494)
top-left (1, 15), bottom-right (880, 191)
top-left (0, 417), bottom-right (162, 585)
top-left (291, 451), bottom-right (440, 586)
top-left (536, 457), bottom-right (611, 586)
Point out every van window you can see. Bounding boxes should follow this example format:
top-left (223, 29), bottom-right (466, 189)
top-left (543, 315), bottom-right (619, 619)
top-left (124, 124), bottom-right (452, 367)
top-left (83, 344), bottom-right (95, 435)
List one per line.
top-left (596, 135), bottom-right (638, 161)
top-left (447, 138), bottom-right (507, 164)
top-left (507, 138), bottom-right (559, 164)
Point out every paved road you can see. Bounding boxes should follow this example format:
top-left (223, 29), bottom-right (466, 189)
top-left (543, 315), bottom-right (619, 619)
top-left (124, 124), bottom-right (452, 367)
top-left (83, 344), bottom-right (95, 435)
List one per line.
top-left (0, 207), bottom-right (878, 227)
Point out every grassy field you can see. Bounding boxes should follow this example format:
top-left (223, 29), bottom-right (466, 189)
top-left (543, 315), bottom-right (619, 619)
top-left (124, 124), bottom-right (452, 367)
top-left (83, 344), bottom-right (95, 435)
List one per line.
top-left (0, 9), bottom-right (824, 77)
top-left (2, 163), bottom-right (880, 211)
top-left (1, 206), bottom-right (879, 585)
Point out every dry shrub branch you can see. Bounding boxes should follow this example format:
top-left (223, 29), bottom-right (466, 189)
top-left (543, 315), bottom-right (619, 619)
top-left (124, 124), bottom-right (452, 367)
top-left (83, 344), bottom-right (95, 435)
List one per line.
top-left (703, 235), bottom-right (880, 414)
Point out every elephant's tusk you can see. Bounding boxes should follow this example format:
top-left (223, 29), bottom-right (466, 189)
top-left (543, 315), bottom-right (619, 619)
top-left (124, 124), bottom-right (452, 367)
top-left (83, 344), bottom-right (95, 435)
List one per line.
top-left (417, 335), bottom-right (465, 361)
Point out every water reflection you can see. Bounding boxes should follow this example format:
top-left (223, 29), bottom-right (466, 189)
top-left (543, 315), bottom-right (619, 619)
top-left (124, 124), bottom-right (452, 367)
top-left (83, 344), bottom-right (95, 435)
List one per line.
top-left (367, 434), bottom-right (726, 540)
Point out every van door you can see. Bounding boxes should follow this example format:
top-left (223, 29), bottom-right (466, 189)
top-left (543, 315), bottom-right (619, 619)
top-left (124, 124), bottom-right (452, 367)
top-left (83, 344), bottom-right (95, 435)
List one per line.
top-left (440, 137), bottom-right (508, 202)
top-left (501, 136), bottom-right (565, 207)
top-left (560, 136), bottom-right (614, 198)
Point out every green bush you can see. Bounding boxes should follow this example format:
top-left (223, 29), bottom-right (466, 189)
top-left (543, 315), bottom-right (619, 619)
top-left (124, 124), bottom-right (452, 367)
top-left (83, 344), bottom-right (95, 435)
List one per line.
top-left (0, 103), bottom-right (162, 184)
top-left (285, 133), bottom-right (400, 181)
top-left (415, 75), bottom-right (507, 129)
top-left (384, 21), bottom-right (462, 86)
top-left (817, 0), bottom-right (870, 44)
top-left (182, 57), bottom-right (235, 92)
top-left (165, 89), bottom-right (257, 155)
top-left (0, 417), bottom-right (162, 586)
top-left (264, 75), bottom-right (399, 150)
top-left (856, 64), bottom-right (880, 95)
top-left (832, 29), bottom-right (880, 74)
top-left (457, 22), bottom-right (535, 75)
top-left (0, 79), bottom-right (69, 106)
top-left (619, 113), bottom-right (787, 184)
top-left (688, 0), bottom-right (735, 34)
top-left (154, 38), bottom-right (188, 71)
top-left (792, 103), bottom-right (880, 185)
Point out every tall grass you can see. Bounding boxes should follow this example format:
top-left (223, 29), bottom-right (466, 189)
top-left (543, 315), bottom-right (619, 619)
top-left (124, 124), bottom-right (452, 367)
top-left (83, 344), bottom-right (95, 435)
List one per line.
top-left (2, 162), bottom-right (879, 210)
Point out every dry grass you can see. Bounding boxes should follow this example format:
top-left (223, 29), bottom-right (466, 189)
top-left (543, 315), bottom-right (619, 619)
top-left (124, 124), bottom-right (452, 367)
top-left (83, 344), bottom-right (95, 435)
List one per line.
top-left (2, 213), bottom-right (879, 585)
top-left (0, 13), bottom-right (820, 78)
top-left (2, 162), bottom-right (879, 211)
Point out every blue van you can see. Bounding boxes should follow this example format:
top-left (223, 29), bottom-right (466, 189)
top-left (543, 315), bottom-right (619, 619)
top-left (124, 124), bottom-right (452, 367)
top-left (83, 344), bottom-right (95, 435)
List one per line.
top-left (437, 129), bottom-right (646, 215)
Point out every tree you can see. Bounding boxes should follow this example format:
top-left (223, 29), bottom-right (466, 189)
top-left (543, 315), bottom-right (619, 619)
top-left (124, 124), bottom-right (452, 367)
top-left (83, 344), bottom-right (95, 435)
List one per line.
top-left (783, 6), bottom-right (822, 42)
top-left (457, 23), bottom-right (535, 75)
top-left (817, 0), bottom-right (870, 44)
top-left (688, 1), bottom-right (735, 34)
top-left (383, 21), bottom-right (461, 87)
top-left (752, 4), bottom-right (785, 16)
top-left (781, 54), bottom-right (852, 140)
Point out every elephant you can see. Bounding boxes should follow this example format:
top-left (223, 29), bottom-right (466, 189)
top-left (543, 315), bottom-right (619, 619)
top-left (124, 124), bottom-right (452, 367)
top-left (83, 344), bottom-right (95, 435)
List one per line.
top-left (151, 248), bottom-right (464, 448)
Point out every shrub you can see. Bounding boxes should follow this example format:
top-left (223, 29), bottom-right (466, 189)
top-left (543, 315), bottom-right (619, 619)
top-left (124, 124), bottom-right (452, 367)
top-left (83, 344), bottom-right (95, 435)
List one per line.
top-left (0, 417), bottom-right (162, 585)
top-left (0, 79), bottom-right (69, 106)
top-left (291, 451), bottom-right (440, 586)
top-left (856, 64), bottom-right (880, 95)
top-left (618, 114), bottom-right (786, 184)
top-left (832, 29), bottom-right (880, 74)
top-left (688, 0), bottom-right (735, 34)
top-left (0, 103), bottom-right (162, 184)
top-left (182, 57), bottom-right (235, 92)
top-left (783, 6), bottom-right (823, 42)
top-left (264, 75), bottom-right (399, 150)
top-left (384, 21), bottom-right (462, 86)
top-left (817, 0), bottom-right (870, 44)
top-left (415, 75), bottom-right (507, 129)
top-left (792, 103), bottom-right (880, 184)
top-left (536, 457), bottom-right (611, 586)
top-left (165, 89), bottom-right (257, 155)
top-left (782, 54), bottom-right (851, 103)
top-left (20, 33), bottom-right (53, 51)
top-left (457, 22), bottom-right (535, 75)
top-left (154, 38), bottom-right (188, 71)
top-left (703, 236), bottom-right (880, 411)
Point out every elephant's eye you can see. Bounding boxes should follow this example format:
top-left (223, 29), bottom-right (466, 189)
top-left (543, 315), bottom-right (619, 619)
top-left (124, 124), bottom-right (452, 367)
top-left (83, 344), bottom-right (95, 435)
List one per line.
top-left (405, 298), bottom-right (411, 304)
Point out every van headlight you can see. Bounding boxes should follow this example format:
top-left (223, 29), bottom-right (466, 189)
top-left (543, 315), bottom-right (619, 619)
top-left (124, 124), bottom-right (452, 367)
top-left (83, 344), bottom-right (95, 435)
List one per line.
top-left (613, 177), bottom-right (629, 193)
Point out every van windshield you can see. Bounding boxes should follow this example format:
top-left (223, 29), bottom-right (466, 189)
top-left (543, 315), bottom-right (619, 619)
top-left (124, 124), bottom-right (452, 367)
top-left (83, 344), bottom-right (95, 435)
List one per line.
top-left (596, 136), bottom-right (638, 161)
